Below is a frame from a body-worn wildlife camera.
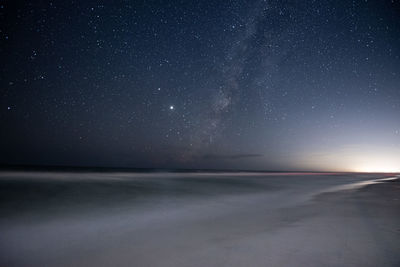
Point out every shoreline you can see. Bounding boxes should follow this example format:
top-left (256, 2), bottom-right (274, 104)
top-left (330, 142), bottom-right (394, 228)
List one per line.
top-left (0, 173), bottom-right (399, 267)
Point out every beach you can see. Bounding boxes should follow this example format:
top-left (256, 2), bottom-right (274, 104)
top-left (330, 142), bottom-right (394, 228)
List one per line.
top-left (0, 171), bottom-right (399, 267)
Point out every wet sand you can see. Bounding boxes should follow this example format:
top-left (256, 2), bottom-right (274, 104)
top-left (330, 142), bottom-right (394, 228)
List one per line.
top-left (0, 172), bottom-right (399, 267)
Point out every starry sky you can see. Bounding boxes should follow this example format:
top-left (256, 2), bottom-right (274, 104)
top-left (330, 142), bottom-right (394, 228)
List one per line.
top-left (1, 0), bottom-right (400, 171)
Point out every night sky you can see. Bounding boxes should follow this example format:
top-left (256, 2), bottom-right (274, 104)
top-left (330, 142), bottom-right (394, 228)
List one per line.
top-left (1, 0), bottom-right (399, 171)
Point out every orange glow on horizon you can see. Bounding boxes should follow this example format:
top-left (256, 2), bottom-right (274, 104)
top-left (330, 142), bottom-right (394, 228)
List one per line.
top-left (295, 145), bottom-right (400, 173)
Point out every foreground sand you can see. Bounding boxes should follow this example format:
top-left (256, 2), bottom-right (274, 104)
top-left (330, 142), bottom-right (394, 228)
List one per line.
top-left (0, 172), bottom-right (399, 266)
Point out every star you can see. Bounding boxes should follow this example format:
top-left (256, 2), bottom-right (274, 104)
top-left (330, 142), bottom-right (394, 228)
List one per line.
top-left (0, 0), bottom-right (398, 172)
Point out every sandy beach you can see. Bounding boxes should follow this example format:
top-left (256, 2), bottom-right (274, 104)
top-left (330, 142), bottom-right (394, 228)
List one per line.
top-left (0, 172), bottom-right (399, 267)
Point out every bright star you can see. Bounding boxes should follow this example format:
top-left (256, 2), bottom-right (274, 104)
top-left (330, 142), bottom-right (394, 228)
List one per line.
top-left (169, 105), bottom-right (174, 110)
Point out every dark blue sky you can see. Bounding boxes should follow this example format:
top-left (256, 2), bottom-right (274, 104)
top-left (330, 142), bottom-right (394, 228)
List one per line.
top-left (1, 0), bottom-right (399, 171)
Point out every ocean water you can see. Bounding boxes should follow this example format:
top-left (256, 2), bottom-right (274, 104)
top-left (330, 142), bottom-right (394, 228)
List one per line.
top-left (0, 171), bottom-right (397, 267)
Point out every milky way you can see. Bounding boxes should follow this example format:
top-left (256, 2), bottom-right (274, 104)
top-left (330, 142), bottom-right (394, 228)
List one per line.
top-left (1, 0), bottom-right (399, 170)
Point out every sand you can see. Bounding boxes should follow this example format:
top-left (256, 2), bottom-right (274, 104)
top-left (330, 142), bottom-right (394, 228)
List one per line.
top-left (0, 172), bottom-right (399, 267)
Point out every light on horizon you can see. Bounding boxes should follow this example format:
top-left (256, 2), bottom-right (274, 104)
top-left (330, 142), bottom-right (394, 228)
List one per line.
top-left (350, 153), bottom-right (400, 173)
top-left (352, 164), bottom-right (400, 173)
top-left (296, 145), bottom-right (400, 173)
